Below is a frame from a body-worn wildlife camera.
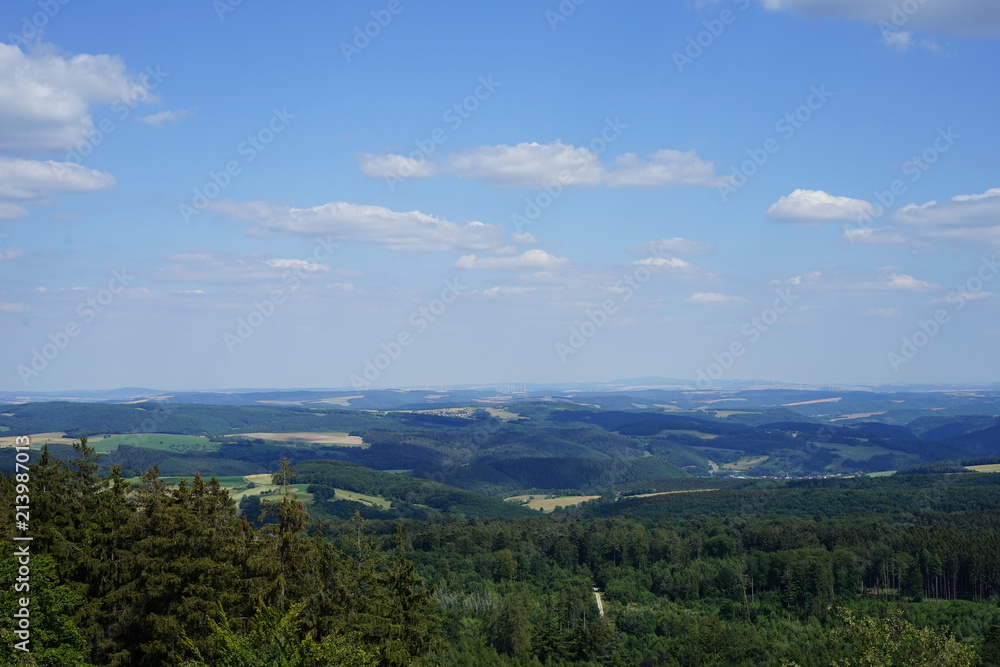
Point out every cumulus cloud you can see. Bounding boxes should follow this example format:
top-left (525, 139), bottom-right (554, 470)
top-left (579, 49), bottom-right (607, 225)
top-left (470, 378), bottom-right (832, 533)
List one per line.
top-left (755, 0), bottom-right (1000, 37)
top-left (768, 189), bottom-right (875, 222)
top-left (894, 187), bottom-right (1000, 227)
top-left (138, 109), bottom-right (191, 127)
top-left (0, 157), bottom-right (115, 199)
top-left (857, 273), bottom-right (936, 291)
top-left (357, 153), bottom-right (437, 179)
top-left (604, 149), bottom-right (729, 187)
top-left (206, 200), bottom-right (503, 253)
top-left (454, 249), bottom-right (569, 270)
top-left (633, 256), bottom-right (696, 271)
top-left (358, 141), bottom-right (727, 189)
top-left (445, 141), bottom-right (603, 188)
top-left (687, 291), bottom-right (747, 305)
top-left (636, 237), bottom-right (713, 256)
top-left (0, 44), bottom-right (159, 153)
top-left (845, 188), bottom-right (1000, 247)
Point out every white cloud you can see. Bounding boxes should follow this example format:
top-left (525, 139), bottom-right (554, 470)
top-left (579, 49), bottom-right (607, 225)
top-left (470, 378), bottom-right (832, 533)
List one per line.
top-left (604, 149), bottom-right (728, 187)
top-left (688, 291), bottom-right (747, 305)
top-left (154, 251), bottom-right (330, 286)
top-left (775, 270), bottom-right (823, 286)
top-left (863, 307), bottom-right (902, 317)
top-left (357, 153), bottom-right (436, 179)
top-left (358, 141), bottom-right (727, 190)
top-left (454, 249), bottom-right (569, 270)
top-left (841, 226), bottom-right (912, 245)
top-left (0, 247), bottom-right (24, 261)
top-left (138, 109), bottom-right (190, 127)
top-left (207, 200), bottom-right (503, 253)
top-left (932, 291), bottom-right (994, 304)
top-left (886, 273), bottom-right (933, 290)
top-left (263, 258), bottom-right (329, 273)
top-left (0, 44), bottom-right (159, 153)
top-left (849, 188), bottom-right (1000, 247)
top-left (0, 203), bottom-right (29, 219)
top-left (326, 282), bottom-right (365, 294)
top-left (0, 301), bottom-right (25, 312)
top-left (512, 232), bottom-right (538, 245)
top-left (0, 157), bottom-right (116, 199)
top-left (483, 285), bottom-right (539, 297)
top-left (756, 0), bottom-right (1000, 37)
top-left (894, 187), bottom-right (1000, 227)
top-left (445, 141), bottom-right (603, 188)
top-left (768, 189), bottom-right (875, 222)
top-left (633, 256), bottom-right (696, 271)
top-left (634, 237), bottom-right (713, 256)
top-left (861, 273), bottom-right (936, 291)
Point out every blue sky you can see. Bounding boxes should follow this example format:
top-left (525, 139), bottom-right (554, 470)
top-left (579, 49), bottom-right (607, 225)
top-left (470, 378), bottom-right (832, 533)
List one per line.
top-left (1, 0), bottom-right (999, 391)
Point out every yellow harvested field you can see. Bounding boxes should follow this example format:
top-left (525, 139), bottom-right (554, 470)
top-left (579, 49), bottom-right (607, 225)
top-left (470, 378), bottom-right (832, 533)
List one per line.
top-left (233, 432), bottom-right (366, 446)
top-left (967, 464), bottom-right (1000, 473)
top-left (0, 432), bottom-right (76, 448)
top-left (505, 494), bottom-right (600, 511)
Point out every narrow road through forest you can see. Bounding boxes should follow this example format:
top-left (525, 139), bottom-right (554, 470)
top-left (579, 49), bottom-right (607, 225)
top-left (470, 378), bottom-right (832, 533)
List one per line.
top-left (593, 586), bottom-right (605, 617)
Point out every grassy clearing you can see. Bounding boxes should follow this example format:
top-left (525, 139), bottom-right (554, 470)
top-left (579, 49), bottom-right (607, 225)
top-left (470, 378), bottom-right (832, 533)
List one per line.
top-left (966, 464), bottom-right (1000, 473)
top-left (89, 433), bottom-right (218, 453)
top-left (721, 455), bottom-right (769, 471)
top-left (329, 488), bottom-right (391, 509)
top-left (820, 442), bottom-right (902, 460)
top-left (505, 494), bottom-right (600, 512)
top-left (231, 432), bottom-right (367, 447)
top-left (660, 429), bottom-right (718, 440)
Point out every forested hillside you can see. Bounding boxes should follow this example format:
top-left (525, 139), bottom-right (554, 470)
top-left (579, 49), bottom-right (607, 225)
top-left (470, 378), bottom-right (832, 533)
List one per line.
top-left (5, 399), bottom-right (1000, 665)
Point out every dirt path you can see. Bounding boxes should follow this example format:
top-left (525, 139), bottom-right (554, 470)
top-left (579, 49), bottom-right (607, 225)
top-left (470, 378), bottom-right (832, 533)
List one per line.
top-left (593, 586), bottom-right (605, 617)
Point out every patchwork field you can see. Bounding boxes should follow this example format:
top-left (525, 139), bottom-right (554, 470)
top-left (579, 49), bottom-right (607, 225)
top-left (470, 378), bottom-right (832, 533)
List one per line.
top-left (232, 432), bottom-right (367, 447)
top-left (505, 494), bottom-right (600, 512)
top-left (0, 432), bottom-right (76, 448)
top-left (238, 473), bottom-right (389, 508)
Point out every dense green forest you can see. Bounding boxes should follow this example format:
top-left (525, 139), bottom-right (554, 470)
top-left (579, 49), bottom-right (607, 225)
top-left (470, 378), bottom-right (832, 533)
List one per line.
top-left (5, 398), bottom-right (1000, 665)
top-left (4, 440), bottom-right (1000, 665)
